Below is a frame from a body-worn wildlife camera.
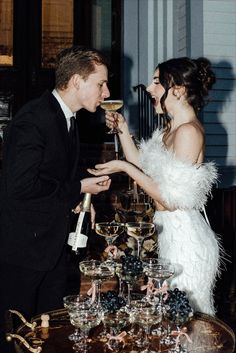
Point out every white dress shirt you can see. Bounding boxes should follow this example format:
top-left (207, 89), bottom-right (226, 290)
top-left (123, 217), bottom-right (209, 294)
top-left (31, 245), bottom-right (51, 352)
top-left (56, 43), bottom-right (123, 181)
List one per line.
top-left (52, 89), bottom-right (75, 131)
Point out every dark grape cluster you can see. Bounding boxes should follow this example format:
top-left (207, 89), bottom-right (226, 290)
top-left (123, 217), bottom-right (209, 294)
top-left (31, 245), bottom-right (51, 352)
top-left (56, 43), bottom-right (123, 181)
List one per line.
top-left (120, 254), bottom-right (143, 275)
top-left (164, 288), bottom-right (193, 323)
top-left (100, 290), bottom-right (126, 313)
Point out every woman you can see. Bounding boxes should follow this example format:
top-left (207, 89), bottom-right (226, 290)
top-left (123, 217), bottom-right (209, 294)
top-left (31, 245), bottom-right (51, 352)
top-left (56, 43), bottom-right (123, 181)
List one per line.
top-left (89, 57), bottom-right (221, 316)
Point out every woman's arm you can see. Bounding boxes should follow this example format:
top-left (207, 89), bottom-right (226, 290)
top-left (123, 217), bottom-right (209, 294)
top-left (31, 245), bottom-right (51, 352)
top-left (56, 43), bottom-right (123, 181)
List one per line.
top-left (88, 159), bottom-right (171, 210)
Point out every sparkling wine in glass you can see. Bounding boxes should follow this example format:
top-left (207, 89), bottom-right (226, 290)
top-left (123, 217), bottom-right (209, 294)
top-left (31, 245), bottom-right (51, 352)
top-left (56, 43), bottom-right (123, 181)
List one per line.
top-left (103, 311), bottom-right (129, 351)
top-left (95, 222), bottom-right (124, 248)
top-left (79, 260), bottom-right (115, 308)
top-left (132, 303), bottom-right (162, 353)
top-left (143, 258), bottom-right (174, 288)
top-left (70, 301), bottom-right (101, 353)
top-left (100, 99), bottom-right (123, 134)
top-left (125, 222), bottom-right (155, 258)
top-left (143, 258), bottom-right (175, 336)
top-left (63, 295), bottom-right (91, 350)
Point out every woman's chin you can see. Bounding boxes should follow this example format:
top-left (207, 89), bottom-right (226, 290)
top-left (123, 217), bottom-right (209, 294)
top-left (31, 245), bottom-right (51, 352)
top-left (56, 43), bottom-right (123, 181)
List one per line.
top-left (155, 107), bottom-right (163, 114)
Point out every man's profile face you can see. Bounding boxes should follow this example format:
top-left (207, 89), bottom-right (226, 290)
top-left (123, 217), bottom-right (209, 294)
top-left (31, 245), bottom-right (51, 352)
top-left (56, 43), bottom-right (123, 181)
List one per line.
top-left (78, 64), bottom-right (110, 112)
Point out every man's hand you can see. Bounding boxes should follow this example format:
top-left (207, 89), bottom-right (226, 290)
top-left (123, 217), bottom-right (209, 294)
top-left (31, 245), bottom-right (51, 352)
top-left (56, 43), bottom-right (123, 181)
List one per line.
top-left (80, 176), bottom-right (111, 195)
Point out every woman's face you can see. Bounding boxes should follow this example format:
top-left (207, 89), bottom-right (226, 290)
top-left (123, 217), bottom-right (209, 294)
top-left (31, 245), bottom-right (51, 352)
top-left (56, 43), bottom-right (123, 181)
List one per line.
top-left (147, 68), bottom-right (178, 114)
top-left (146, 69), bottom-right (166, 114)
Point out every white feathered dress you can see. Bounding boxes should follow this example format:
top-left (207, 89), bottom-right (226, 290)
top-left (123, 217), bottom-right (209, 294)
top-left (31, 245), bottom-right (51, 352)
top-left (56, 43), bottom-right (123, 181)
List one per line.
top-left (139, 129), bottom-right (220, 316)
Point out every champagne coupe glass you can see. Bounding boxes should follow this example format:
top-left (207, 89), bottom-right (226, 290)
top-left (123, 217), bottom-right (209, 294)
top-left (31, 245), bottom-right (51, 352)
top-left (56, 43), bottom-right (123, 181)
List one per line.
top-left (133, 303), bottom-right (162, 353)
top-left (69, 300), bottom-right (102, 353)
top-left (143, 258), bottom-right (174, 292)
top-left (128, 299), bottom-right (151, 343)
top-left (63, 295), bottom-right (91, 349)
top-left (143, 258), bottom-right (174, 336)
top-left (95, 222), bottom-right (124, 251)
top-left (120, 269), bottom-right (143, 311)
top-left (100, 99), bottom-right (123, 134)
top-left (79, 260), bottom-right (115, 309)
top-left (125, 222), bottom-right (155, 259)
top-left (103, 311), bottom-right (129, 351)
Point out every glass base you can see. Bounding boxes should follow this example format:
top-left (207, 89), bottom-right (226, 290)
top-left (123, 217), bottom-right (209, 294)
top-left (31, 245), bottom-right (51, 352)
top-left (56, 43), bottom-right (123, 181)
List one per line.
top-left (68, 332), bottom-right (82, 343)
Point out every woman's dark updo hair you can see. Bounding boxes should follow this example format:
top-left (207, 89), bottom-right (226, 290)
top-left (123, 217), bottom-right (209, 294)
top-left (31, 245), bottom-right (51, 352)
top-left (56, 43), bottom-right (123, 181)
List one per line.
top-left (158, 56), bottom-right (216, 114)
top-left (157, 56), bottom-right (216, 138)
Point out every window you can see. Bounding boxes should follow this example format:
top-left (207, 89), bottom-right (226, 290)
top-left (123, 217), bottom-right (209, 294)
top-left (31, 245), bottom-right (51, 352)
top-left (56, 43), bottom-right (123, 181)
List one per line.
top-left (0, 0), bottom-right (13, 66)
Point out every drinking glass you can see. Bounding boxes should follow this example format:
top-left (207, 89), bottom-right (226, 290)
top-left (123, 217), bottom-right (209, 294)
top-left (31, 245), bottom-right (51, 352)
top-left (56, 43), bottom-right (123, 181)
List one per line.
top-left (100, 99), bottom-right (123, 134)
top-left (103, 311), bottom-right (129, 351)
top-left (128, 299), bottom-right (151, 343)
top-left (120, 269), bottom-right (143, 311)
top-left (125, 222), bottom-right (155, 258)
top-left (132, 303), bottom-right (162, 353)
top-left (69, 300), bottom-right (102, 352)
top-left (143, 258), bottom-right (174, 291)
top-left (95, 221), bottom-right (124, 249)
top-left (143, 258), bottom-right (175, 336)
top-left (63, 295), bottom-right (91, 349)
top-left (79, 260), bottom-right (115, 309)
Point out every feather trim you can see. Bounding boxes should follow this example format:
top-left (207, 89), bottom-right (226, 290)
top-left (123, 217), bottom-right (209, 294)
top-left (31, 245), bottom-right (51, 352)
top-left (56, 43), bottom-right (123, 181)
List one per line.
top-left (139, 129), bottom-right (218, 210)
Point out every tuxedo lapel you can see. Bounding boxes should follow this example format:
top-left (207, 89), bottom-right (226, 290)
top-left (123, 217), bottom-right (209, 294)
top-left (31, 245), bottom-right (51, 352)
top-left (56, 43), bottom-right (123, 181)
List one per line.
top-left (44, 91), bottom-right (80, 178)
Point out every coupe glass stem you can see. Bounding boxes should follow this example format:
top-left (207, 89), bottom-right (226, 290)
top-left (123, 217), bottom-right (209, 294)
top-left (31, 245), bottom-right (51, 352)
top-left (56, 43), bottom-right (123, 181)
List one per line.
top-left (80, 329), bottom-right (89, 353)
top-left (140, 326), bottom-right (154, 353)
top-left (137, 238), bottom-right (143, 258)
top-left (107, 238), bottom-right (112, 246)
top-left (118, 276), bottom-right (123, 297)
top-left (107, 111), bottom-right (122, 134)
top-left (155, 279), bottom-right (164, 313)
top-left (95, 280), bottom-right (102, 308)
top-left (126, 282), bottom-right (133, 308)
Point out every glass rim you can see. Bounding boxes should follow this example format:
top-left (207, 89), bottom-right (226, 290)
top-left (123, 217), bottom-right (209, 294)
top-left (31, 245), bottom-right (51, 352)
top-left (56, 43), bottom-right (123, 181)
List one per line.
top-left (100, 99), bottom-right (123, 103)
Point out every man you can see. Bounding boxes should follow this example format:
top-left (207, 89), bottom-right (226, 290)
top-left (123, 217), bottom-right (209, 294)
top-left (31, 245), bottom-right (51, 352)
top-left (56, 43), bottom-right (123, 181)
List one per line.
top-left (0, 46), bottom-right (111, 351)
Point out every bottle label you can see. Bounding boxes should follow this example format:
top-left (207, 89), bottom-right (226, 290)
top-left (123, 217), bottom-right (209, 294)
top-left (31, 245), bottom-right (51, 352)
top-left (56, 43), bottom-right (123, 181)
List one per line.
top-left (67, 232), bottom-right (88, 249)
top-left (67, 210), bottom-right (90, 251)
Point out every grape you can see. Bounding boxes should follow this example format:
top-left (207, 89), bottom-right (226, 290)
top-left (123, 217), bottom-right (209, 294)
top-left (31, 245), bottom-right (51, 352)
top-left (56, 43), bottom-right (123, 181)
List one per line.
top-left (120, 254), bottom-right (143, 275)
top-left (164, 288), bottom-right (193, 323)
top-left (100, 291), bottom-right (126, 313)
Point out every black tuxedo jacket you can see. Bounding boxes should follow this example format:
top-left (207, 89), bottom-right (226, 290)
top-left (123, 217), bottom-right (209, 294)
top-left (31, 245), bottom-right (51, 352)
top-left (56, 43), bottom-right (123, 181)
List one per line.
top-left (0, 91), bottom-right (82, 270)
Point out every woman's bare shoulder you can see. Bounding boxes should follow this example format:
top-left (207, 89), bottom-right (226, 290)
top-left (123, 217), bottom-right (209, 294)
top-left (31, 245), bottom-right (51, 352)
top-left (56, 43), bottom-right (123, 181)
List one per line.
top-left (175, 122), bottom-right (204, 143)
top-left (173, 122), bottom-right (204, 163)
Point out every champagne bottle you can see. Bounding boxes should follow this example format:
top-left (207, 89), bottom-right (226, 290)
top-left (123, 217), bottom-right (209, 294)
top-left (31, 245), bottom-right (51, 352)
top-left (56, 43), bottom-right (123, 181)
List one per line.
top-left (67, 193), bottom-right (91, 255)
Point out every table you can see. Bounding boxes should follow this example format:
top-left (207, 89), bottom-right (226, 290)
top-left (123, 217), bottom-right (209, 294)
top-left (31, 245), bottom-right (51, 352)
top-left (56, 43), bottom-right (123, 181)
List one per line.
top-left (9, 309), bottom-right (235, 353)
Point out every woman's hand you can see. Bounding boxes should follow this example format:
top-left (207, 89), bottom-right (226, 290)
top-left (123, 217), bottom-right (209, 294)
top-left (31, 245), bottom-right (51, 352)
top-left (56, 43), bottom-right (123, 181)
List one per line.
top-left (105, 111), bottom-right (127, 134)
top-left (87, 160), bottom-right (127, 176)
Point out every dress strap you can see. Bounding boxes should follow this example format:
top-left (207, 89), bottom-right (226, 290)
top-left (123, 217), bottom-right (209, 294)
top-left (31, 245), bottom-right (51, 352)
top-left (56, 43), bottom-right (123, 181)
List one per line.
top-left (202, 206), bottom-right (211, 226)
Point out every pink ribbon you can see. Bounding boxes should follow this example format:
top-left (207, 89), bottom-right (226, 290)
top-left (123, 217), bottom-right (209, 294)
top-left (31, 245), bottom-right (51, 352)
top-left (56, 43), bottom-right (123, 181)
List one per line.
top-left (171, 326), bottom-right (192, 349)
top-left (152, 282), bottom-right (169, 301)
top-left (104, 245), bottom-right (118, 258)
top-left (106, 331), bottom-right (127, 350)
top-left (141, 279), bottom-right (169, 301)
top-left (141, 278), bottom-right (155, 296)
top-left (87, 282), bottom-right (96, 304)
